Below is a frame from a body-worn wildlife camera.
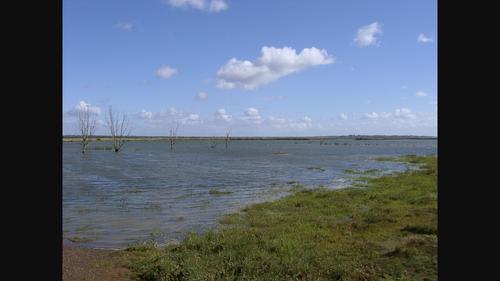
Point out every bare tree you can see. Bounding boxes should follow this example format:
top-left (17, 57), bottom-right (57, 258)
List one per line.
top-left (225, 129), bottom-right (231, 149)
top-left (77, 108), bottom-right (97, 154)
top-left (168, 123), bottom-right (179, 151)
top-left (210, 139), bottom-right (217, 149)
top-left (105, 106), bottom-right (130, 152)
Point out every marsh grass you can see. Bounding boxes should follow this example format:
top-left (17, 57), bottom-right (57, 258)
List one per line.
top-left (127, 155), bottom-right (437, 281)
top-left (68, 235), bottom-right (98, 243)
top-left (208, 188), bottom-right (233, 195)
top-left (307, 166), bottom-right (326, 172)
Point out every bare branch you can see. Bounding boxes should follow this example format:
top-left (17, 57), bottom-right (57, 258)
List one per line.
top-left (105, 106), bottom-right (130, 152)
top-left (77, 107), bottom-right (97, 153)
top-left (225, 129), bottom-right (231, 149)
top-left (169, 123), bottom-right (179, 151)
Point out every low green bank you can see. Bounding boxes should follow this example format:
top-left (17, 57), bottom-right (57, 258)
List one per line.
top-left (126, 155), bottom-right (437, 281)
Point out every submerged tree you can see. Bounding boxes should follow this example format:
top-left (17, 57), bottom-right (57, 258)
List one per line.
top-left (225, 129), bottom-right (231, 149)
top-left (168, 123), bottom-right (179, 151)
top-left (77, 108), bottom-right (97, 154)
top-left (105, 106), bottom-right (130, 152)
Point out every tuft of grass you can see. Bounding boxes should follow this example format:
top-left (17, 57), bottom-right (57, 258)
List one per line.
top-left (402, 225), bottom-right (438, 235)
top-left (67, 236), bottom-right (97, 243)
top-left (307, 166), bottom-right (326, 172)
top-left (127, 155), bottom-right (437, 281)
top-left (344, 168), bottom-right (380, 175)
top-left (208, 188), bottom-right (233, 195)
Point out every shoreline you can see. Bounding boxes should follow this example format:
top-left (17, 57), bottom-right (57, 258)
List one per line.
top-left (63, 155), bottom-right (437, 280)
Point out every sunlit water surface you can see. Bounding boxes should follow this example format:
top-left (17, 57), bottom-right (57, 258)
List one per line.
top-left (63, 139), bottom-right (436, 249)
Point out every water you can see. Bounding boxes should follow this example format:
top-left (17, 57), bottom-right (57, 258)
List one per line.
top-left (63, 138), bottom-right (437, 249)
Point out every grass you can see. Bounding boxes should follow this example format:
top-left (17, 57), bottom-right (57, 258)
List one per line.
top-left (68, 236), bottom-right (97, 243)
top-left (208, 188), bottom-right (233, 195)
top-left (344, 168), bottom-right (380, 175)
top-left (125, 155), bottom-right (437, 281)
top-left (307, 166), bottom-right (326, 172)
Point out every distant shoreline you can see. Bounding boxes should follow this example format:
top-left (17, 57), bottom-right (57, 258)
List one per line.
top-left (63, 135), bottom-right (437, 142)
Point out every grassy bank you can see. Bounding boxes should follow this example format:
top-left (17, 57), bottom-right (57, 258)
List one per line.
top-left (124, 155), bottom-right (437, 281)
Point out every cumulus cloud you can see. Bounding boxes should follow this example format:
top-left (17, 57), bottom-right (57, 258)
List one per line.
top-left (354, 22), bottom-right (382, 47)
top-left (340, 113), bottom-right (348, 120)
top-left (416, 90), bottom-right (428, 97)
top-left (208, 0), bottom-right (228, 11)
top-left (115, 22), bottom-right (133, 31)
top-left (417, 33), bottom-right (433, 43)
top-left (364, 112), bottom-right (379, 119)
top-left (156, 66), bottom-right (177, 79)
top-left (187, 113), bottom-right (200, 122)
top-left (243, 107), bottom-right (263, 124)
top-left (164, 0), bottom-right (228, 12)
top-left (266, 116), bottom-right (313, 130)
top-left (196, 92), bottom-right (208, 100)
top-left (215, 108), bottom-right (232, 122)
top-left (139, 110), bottom-right (153, 119)
top-left (68, 101), bottom-right (101, 116)
top-left (216, 46), bottom-right (334, 90)
top-left (394, 108), bottom-right (416, 119)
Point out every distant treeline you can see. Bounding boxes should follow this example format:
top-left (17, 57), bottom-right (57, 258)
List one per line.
top-left (63, 135), bottom-right (437, 142)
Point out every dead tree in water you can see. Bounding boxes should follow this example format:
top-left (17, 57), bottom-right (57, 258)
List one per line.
top-left (77, 108), bottom-right (97, 153)
top-left (168, 123), bottom-right (179, 151)
top-left (105, 107), bottom-right (130, 152)
top-left (225, 129), bottom-right (231, 149)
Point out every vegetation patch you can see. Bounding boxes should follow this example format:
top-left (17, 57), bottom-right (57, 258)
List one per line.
top-left (125, 155), bottom-right (437, 281)
top-left (307, 166), bottom-right (326, 171)
top-left (208, 188), bottom-right (233, 195)
top-left (344, 168), bottom-right (380, 175)
top-left (68, 236), bottom-right (97, 243)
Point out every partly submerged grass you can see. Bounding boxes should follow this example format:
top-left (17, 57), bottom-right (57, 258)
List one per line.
top-left (208, 188), bottom-right (234, 195)
top-left (127, 155), bottom-right (437, 281)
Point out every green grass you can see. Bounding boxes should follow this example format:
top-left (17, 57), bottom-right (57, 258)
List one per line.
top-left (344, 168), bottom-right (380, 175)
top-left (208, 188), bottom-right (233, 195)
top-left (307, 166), bottom-right (326, 172)
top-left (67, 236), bottom-right (97, 243)
top-left (127, 155), bottom-right (437, 281)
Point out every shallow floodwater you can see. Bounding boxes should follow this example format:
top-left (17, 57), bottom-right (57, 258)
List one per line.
top-left (63, 139), bottom-right (436, 249)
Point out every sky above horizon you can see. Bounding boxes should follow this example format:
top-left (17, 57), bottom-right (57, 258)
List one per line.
top-left (63, 0), bottom-right (437, 137)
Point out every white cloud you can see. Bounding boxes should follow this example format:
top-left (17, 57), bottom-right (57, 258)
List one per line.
top-left (417, 33), bottom-right (433, 43)
top-left (243, 107), bottom-right (262, 124)
top-left (364, 112), bottom-right (379, 119)
top-left (340, 113), bottom-right (348, 120)
top-left (187, 113), bottom-right (200, 121)
top-left (354, 22), bottom-right (382, 47)
top-left (215, 108), bottom-right (232, 122)
top-left (416, 90), bottom-right (428, 97)
top-left (209, 0), bottom-right (228, 11)
top-left (68, 101), bottom-right (101, 116)
top-left (302, 116), bottom-right (312, 122)
top-left (164, 0), bottom-right (228, 12)
top-left (139, 110), bottom-right (153, 119)
top-left (394, 108), bottom-right (417, 119)
top-left (216, 46), bottom-right (334, 90)
top-left (115, 22), bottom-right (133, 31)
top-left (196, 92), bottom-right (208, 100)
top-left (245, 107), bottom-right (259, 116)
top-left (156, 66), bottom-right (178, 79)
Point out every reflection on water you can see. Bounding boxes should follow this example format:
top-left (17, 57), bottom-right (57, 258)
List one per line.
top-left (63, 139), bottom-right (436, 249)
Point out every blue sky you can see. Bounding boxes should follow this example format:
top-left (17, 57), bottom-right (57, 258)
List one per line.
top-left (63, 0), bottom-right (437, 136)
